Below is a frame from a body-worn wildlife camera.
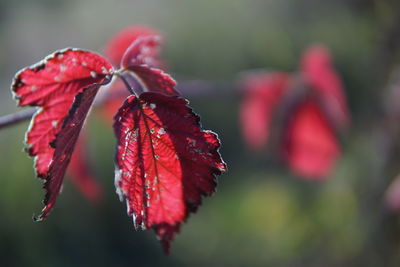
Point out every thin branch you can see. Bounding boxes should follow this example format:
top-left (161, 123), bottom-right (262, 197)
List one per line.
top-left (0, 79), bottom-right (236, 131)
top-left (0, 108), bottom-right (36, 130)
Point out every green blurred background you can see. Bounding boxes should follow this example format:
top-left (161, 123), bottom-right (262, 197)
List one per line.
top-left (1, 0), bottom-right (400, 266)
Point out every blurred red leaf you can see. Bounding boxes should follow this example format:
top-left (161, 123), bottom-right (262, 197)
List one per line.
top-left (283, 100), bottom-right (340, 179)
top-left (121, 36), bottom-right (162, 69)
top-left (114, 92), bottom-right (226, 253)
top-left (104, 26), bottom-right (162, 67)
top-left (239, 44), bottom-right (349, 180)
top-left (301, 44), bottom-right (350, 128)
top-left (67, 131), bottom-right (102, 203)
top-left (12, 48), bottom-right (113, 219)
top-left (240, 72), bottom-right (290, 150)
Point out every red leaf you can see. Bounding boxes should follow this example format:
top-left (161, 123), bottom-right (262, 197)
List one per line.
top-left (113, 92), bottom-right (226, 253)
top-left (101, 31), bottom-right (169, 122)
top-left (121, 36), bottom-right (162, 69)
top-left (104, 26), bottom-right (162, 67)
top-left (127, 65), bottom-right (180, 96)
top-left (283, 100), bottom-right (340, 179)
top-left (301, 44), bottom-right (350, 128)
top-left (37, 83), bottom-right (107, 220)
top-left (11, 48), bottom-right (113, 219)
top-left (240, 72), bottom-right (290, 150)
top-left (67, 131), bottom-right (102, 203)
top-left (100, 66), bottom-right (178, 124)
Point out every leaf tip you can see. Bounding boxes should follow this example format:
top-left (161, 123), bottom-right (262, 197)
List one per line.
top-left (154, 223), bottom-right (181, 254)
top-left (32, 211), bottom-right (46, 222)
top-left (32, 214), bottom-right (43, 222)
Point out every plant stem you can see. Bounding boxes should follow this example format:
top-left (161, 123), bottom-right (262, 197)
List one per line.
top-left (118, 70), bottom-right (151, 97)
top-left (0, 79), bottom-right (234, 130)
top-left (0, 108), bottom-right (36, 130)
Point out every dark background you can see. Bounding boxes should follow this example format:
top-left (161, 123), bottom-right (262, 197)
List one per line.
top-left (1, 0), bottom-right (400, 266)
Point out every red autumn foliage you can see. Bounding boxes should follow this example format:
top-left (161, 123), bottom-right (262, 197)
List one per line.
top-left (240, 72), bottom-right (290, 150)
top-left (104, 26), bottom-right (162, 67)
top-left (40, 83), bottom-right (107, 220)
top-left (121, 36), bottom-right (162, 69)
top-left (68, 26), bottom-right (164, 202)
top-left (101, 29), bottom-right (165, 123)
top-left (301, 45), bottom-right (349, 128)
top-left (12, 49), bottom-right (113, 219)
top-left (114, 92), bottom-right (226, 253)
top-left (283, 100), bottom-right (340, 179)
top-left (11, 26), bottom-right (226, 252)
top-left (240, 44), bottom-right (349, 180)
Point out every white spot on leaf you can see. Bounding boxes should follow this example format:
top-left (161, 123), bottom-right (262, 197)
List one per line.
top-left (157, 128), bottom-right (166, 135)
top-left (60, 64), bottom-right (67, 72)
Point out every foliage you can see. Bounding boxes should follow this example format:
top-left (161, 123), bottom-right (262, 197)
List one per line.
top-left (10, 28), bottom-right (226, 252)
